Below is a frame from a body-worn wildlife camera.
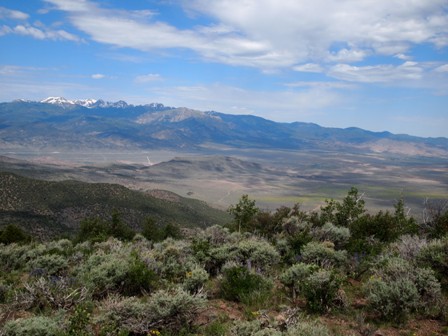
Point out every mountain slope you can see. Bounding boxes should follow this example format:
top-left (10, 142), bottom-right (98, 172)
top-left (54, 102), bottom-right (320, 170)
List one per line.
top-left (0, 172), bottom-right (231, 239)
top-left (1, 98), bottom-right (447, 156)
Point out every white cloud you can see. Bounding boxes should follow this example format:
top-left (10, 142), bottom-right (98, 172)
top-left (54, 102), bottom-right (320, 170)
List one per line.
top-left (293, 63), bottom-right (324, 73)
top-left (327, 49), bottom-right (367, 63)
top-left (1, 23), bottom-right (82, 42)
top-left (0, 6), bottom-right (29, 20)
top-left (91, 74), bottom-right (105, 79)
top-left (328, 62), bottom-right (424, 83)
top-left (43, 0), bottom-right (448, 70)
top-left (435, 64), bottom-right (448, 73)
top-left (285, 81), bottom-right (355, 89)
top-left (135, 73), bottom-right (162, 83)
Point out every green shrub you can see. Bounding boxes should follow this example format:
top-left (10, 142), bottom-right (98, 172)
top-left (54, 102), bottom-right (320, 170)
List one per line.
top-left (0, 282), bottom-right (10, 303)
top-left (285, 319), bottom-right (331, 336)
top-left (364, 256), bottom-right (442, 321)
top-left (300, 241), bottom-right (347, 269)
top-left (66, 302), bottom-right (94, 336)
top-left (46, 239), bottom-right (73, 256)
top-left (234, 238), bottom-right (280, 273)
top-left (229, 320), bottom-right (282, 336)
top-left (2, 315), bottom-right (61, 336)
top-left (95, 295), bottom-right (150, 334)
top-left (0, 243), bottom-right (29, 271)
top-left (121, 252), bottom-right (158, 296)
top-left (182, 265), bottom-right (209, 293)
top-left (200, 318), bottom-right (229, 336)
top-left (280, 261), bottom-right (344, 313)
top-left (280, 262), bottom-right (318, 299)
top-left (301, 269), bottom-right (344, 313)
top-left (312, 222), bottom-right (350, 249)
top-left (146, 287), bottom-right (206, 331)
top-left (27, 254), bottom-right (68, 276)
top-left (0, 224), bottom-right (30, 245)
top-left (151, 238), bottom-right (196, 283)
top-left (76, 245), bottom-right (143, 296)
top-left (417, 236), bottom-right (448, 290)
top-left (220, 266), bottom-right (272, 304)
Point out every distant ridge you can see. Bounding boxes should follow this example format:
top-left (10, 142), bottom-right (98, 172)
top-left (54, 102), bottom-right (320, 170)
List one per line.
top-left (1, 98), bottom-right (447, 156)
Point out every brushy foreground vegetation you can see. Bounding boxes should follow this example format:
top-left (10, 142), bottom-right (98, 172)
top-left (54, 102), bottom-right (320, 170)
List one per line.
top-left (0, 188), bottom-right (447, 335)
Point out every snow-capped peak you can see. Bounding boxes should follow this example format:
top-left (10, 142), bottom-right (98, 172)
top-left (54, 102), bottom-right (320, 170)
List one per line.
top-left (40, 97), bottom-right (131, 108)
top-left (73, 98), bottom-right (98, 107)
top-left (40, 97), bottom-right (72, 105)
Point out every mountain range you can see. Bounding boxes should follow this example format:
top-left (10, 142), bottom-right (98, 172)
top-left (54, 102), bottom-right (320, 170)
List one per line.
top-left (1, 97), bottom-right (447, 156)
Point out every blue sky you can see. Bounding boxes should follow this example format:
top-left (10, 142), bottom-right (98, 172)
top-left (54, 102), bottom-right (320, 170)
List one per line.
top-left (0, 0), bottom-right (447, 138)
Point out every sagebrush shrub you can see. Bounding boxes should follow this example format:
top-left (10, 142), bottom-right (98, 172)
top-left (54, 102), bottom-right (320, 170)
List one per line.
top-left (301, 269), bottom-right (344, 313)
top-left (146, 286), bottom-right (206, 330)
top-left (27, 254), bottom-right (68, 276)
top-left (182, 265), bottom-right (209, 293)
top-left (416, 236), bottom-right (448, 290)
top-left (229, 320), bottom-right (282, 336)
top-left (76, 247), bottom-right (133, 296)
top-left (280, 262), bottom-right (318, 299)
top-left (300, 241), bottom-right (347, 269)
top-left (220, 266), bottom-right (272, 304)
top-left (364, 256), bottom-right (442, 321)
top-left (390, 235), bottom-right (427, 261)
top-left (311, 222), bottom-right (351, 249)
top-left (0, 243), bottom-right (30, 271)
top-left (12, 276), bottom-right (89, 311)
top-left (285, 319), bottom-right (331, 336)
top-left (2, 315), bottom-right (61, 336)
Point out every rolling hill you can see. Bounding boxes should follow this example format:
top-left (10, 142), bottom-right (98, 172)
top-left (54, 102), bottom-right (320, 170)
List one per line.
top-left (0, 171), bottom-right (231, 239)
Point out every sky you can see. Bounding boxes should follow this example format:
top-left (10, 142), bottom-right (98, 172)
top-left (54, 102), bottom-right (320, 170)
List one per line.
top-left (0, 0), bottom-right (447, 138)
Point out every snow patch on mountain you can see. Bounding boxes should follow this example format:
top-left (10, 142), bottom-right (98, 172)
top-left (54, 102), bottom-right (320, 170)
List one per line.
top-left (40, 97), bottom-right (132, 108)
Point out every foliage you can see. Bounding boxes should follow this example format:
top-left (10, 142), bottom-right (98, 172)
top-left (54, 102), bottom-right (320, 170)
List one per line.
top-left (76, 212), bottom-right (134, 243)
top-left (300, 241), bottom-right (347, 269)
top-left (311, 222), bottom-right (351, 249)
top-left (12, 276), bottom-right (89, 312)
top-left (390, 234), bottom-right (428, 261)
top-left (364, 256), bottom-right (442, 321)
top-left (2, 316), bottom-right (61, 336)
top-left (280, 262), bottom-right (318, 298)
top-left (416, 236), bottom-right (448, 290)
top-left (66, 302), bottom-right (94, 336)
top-left (121, 251), bottom-right (158, 296)
top-left (421, 200), bottom-right (448, 238)
top-left (0, 224), bottom-right (31, 245)
top-left (220, 266), bottom-right (272, 304)
top-left (285, 320), bottom-right (332, 336)
top-left (182, 265), bottom-right (209, 293)
top-left (27, 253), bottom-right (68, 276)
top-left (319, 187), bottom-right (366, 227)
top-left (0, 188), bottom-right (447, 336)
top-left (228, 194), bottom-right (259, 232)
top-left (301, 268), bottom-right (344, 313)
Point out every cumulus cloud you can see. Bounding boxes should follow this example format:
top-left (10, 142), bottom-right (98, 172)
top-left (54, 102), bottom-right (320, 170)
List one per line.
top-left (0, 6), bottom-right (29, 20)
top-left (1, 23), bottom-right (82, 42)
top-left (328, 62), bottom-right (424, 83)
top-left (43, 0), bottom-right (448, 70)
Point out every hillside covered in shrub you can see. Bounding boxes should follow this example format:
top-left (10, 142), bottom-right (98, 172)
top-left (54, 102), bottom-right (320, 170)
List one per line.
top-left (0, 188), bottom-right (447, 335)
